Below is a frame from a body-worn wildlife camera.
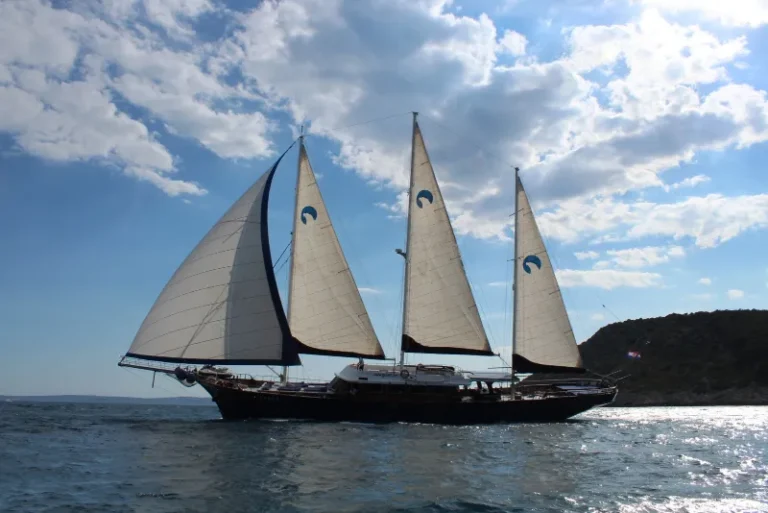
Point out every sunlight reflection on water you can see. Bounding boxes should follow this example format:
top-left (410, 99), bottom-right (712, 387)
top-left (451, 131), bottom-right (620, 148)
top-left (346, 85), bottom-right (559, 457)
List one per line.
top-left (0, 403), bottom-right (766, 512)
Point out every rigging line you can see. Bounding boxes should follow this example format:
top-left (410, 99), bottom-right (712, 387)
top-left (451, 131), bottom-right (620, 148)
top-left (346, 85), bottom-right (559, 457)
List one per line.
top-left (120, 365), bottom-right (199, 398)
top-left (502, 230), bottom-right (513, 357)
top-left (274, 250), bottom-right (291, 275)
top-left (522, 182), bottom-right (621, 328)
top-left (602, 302), bottom-right (622, 323)
top-left (272, 240), bottom-right (292, 270)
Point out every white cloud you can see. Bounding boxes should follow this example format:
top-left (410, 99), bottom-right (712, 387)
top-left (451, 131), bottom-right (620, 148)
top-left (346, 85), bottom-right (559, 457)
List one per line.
top-left (627, 195), bottom-right (768, 248)
top-left (575, 250), bottom-right (600, 260)
top-left (698, 277), bottom-right (712, 285)
top-left (0, 0), bottom-right (269, 196)
top-left (604, 245), bottom-right (685, 268)
top-left (142, 0), bottom-right (214, 39)
top-left (498, 30), bottom-right (527, 57)
top-left (539, 194), bottom-right (768, 248)
top-left (556, 269), bottom-right (663, 289)
top-left (727, 289), bottom-right (745, 299)
top-left (638, 0), bottom-right (768, 28)
top-left (591, 313), bottom-right (605, 321)
top-left (358, 287), bottom-right (383, 295)
top-left (2, 0), bottom-right (768, 246)
top-left (205, 0), bottom-right (768, 246)
top-left (665, 174), bottom-right (711, 191)
top-left (487, 281), bottom-right (508, 288)
top-left (691, 293), bottom-right (714, 300)
top-left (124, 167), bottom-right (206, 197)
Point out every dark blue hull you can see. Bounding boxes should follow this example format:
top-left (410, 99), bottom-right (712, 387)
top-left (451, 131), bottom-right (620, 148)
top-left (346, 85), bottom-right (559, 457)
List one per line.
top-left (201, 383), bottom-right (618, 424)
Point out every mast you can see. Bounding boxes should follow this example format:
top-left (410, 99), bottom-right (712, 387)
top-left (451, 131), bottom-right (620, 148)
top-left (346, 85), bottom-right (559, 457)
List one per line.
top-left (511, 167), bottom-right (520, 382)
top-left (287, 128), bottom-right (385, 360)
top-left (511, 170), bottom-right (585, 374)
top-left (283, 126), bottom-right (304, 384)
top-left (400, 112), bottom-right (418, 369)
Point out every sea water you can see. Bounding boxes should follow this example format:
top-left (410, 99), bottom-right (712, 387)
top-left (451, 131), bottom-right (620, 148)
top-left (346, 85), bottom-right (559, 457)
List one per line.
top-left (1, 402), bottom-right (766, 512)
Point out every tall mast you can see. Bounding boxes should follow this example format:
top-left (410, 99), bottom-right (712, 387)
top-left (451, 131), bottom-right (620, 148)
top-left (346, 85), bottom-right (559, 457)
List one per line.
top-left (400, 112), bottom-right (418, 369)
top-left (283, 126), bottom-right (304, 384)
top-left (511, 167), bottom-right (520, 382)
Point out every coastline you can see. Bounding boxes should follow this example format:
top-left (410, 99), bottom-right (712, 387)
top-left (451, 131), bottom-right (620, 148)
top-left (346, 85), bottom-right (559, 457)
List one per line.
top-left (609, 387), bottom-right (768, 407)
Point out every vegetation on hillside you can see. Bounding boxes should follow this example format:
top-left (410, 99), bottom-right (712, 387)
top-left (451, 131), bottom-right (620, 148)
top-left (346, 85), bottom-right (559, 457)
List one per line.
top-left (578, 309), bottom-right (768, 406)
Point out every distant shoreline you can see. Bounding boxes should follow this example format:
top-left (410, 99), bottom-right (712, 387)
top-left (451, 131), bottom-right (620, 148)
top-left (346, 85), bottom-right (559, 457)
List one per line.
top-left (0, 395), bottom-right (215, 407)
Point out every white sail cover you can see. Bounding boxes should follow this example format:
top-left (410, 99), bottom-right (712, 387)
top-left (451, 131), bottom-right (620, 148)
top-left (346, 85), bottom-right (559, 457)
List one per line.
top-left (513, 176), bottom-right (583, 372)
top-left (401, 121), bottom-right (493, 355)
top-left (127, 157), bottom-right (300, 365)
top-left (288, 143), bottom-right (385, 358)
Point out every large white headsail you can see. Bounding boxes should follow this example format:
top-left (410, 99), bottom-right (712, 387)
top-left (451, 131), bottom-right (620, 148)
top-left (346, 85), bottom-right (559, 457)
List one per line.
top-left (401, 116), bottom-right (493, 356)
top-left (513, 174), bottom-right (583, 373)
top-left (126, 153), bottom-right (300, 365)
top-left (288, 141), bottom-right (385, 358)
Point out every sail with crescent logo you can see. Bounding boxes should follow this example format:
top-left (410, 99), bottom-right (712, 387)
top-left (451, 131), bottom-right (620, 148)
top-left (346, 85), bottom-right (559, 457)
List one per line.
top-left (125, 150), bottom-right (301, 366)
top-left (512, 174), bottom-right (584, 373)
top-left (288, 140), bottom-right (385, 359)
top-left (400, 117), bottom-right (494, 356)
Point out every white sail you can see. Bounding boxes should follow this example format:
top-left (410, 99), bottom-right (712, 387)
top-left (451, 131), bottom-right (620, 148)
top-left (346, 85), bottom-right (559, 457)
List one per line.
top-left (401, 118), bottom-right (493, 355)
top-left (127, 157), bottom-right (299, 365)
top-left (513, 175), bottom-right (583, 372)
top-left (288, 142), bottom-right (385, 358)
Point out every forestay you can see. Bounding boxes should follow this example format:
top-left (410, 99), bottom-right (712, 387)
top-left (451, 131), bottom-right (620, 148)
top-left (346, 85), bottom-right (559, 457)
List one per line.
top-left (401, 119), bottom-right (493, 356)
top-left (126, 154), bottom-right (301, 366)
top-left (288, 142), bottom-right (385, 358)
top-left (513, 175), bottom-right (584, 373)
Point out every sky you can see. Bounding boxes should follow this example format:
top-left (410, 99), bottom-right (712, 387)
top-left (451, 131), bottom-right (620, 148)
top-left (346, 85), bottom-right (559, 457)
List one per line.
top-left (1, 0), bottom-right (767, 398)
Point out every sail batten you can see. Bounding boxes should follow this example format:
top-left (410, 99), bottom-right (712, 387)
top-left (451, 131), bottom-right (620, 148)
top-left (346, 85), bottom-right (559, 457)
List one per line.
top-left (126, 149), bottom-right (301, 366)
top-left (401, 117), bottom-right (494, 356)
top-left (512, 175), bottom-right (584, 374)
top-left (287, 141), bottom-right (385, 359)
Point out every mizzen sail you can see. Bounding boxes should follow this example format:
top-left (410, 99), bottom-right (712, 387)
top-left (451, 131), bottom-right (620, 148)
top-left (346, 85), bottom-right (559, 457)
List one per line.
top-left (288, 140), bottom-right (385, 359)
top-left (126, 152), bottom-right (301, 366)
top-left (401, 116), bottom-right (493, 356)
top-left (512, 174), bottom-right (584, 373)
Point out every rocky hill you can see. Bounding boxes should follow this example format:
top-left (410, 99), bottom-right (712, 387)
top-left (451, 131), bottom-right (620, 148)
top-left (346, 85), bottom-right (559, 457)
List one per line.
top-left (578, 309), bottom-right (768, 406)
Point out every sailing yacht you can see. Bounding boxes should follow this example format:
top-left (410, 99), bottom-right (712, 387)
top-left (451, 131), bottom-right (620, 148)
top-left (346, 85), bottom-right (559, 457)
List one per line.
top-left (119, 113), bottom-right (618, 423)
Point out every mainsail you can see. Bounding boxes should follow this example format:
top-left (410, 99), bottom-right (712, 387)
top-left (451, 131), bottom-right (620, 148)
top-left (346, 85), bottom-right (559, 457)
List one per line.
top-left (126, 149), bottom-right (301, 366)
top-left (401, 115), bottom-right (494, 356)
top-left (512, 172), bottom-right (584, 373)
top-left (288, 139), bottom-right (385, 359)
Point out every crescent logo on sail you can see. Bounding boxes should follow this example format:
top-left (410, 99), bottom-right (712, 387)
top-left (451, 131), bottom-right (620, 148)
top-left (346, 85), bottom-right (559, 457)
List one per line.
top-left (522, 255), bottom-right (542, 274)
top-left (416, 189), bottom-right (434, 208)
top-left (300, 206), bottom-right (318, 224)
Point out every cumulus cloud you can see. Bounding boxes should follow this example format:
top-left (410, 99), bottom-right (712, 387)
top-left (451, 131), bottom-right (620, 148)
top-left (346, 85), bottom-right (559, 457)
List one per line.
top-left (575, 251), bottom-right (600, 260)
top-left (498, 30), bottom-right (527, 57)
top-left (601, 245), bottom-right (685, 269)
top-left (727, 289), bottom-right (745, 299)
top-left (206, 0), bottom-right (768, 245)
top-left (699, 277), bottom-right (712, 285)
top-left (665, 174), bottom-right (711, 191)
top-left (556, 269), bottom-right (663, 290)
top-left (637, 0), bottom-right (768, 28)
top-left (538, 194), bottom-right (768, 248)
top-left (2, 0), bottom-right (768, 245)
top-left (0, 0), bottom-right (268, 196)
